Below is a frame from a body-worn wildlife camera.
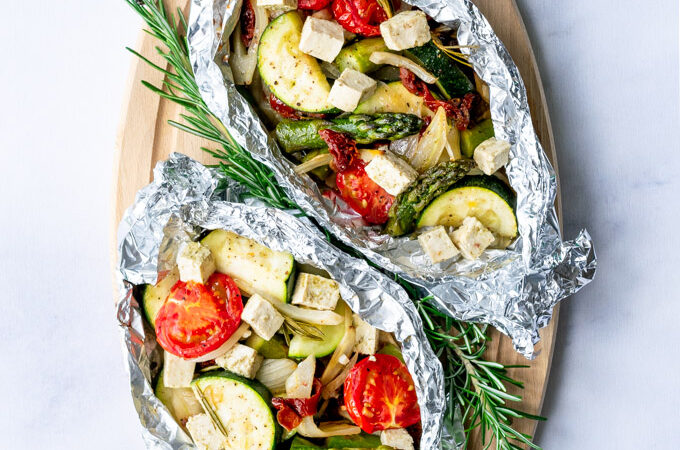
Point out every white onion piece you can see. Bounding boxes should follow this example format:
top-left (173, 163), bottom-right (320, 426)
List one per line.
top-left (321, 352), bottom-right (358, 399)
top-left (410, 106), bottom-right (448, 172)
top-left (369, 51), bottom-right (437, 84)
top-left (187, 322), bottom-right (250, 363)
top-left (320, 306), bottom-right (355, 385)
top-left (296, 417), bottom-right (362, 438)
top-left (286, 355), bottom-right (316, 398)
top-left (230, 4), bottom-right (268, 85)
top-left (256, 359), bottom-right (298, 395)
top-left (268, 300), bottom-right (343, 326)
top-left (295, 153), bottom-right (333, 175)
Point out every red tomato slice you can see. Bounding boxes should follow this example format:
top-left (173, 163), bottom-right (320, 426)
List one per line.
top-left (155, 273), bottom-right (243, 359)
top-left (336, 161), bottom-right (394, 225)
top-left (298, 0), bottom-right (332, 9)
top-left (343, 354), bottom-right (421, 433)
top-left (332, 0), bottom-right (387, 36)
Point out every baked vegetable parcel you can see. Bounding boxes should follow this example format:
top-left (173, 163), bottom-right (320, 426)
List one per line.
top-left (144, 231), bottom-right (423, 449)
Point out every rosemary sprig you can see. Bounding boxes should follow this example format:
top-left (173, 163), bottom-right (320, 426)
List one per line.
top-left (126, 1), bottom-right (545, 447)
top-left (125, 0), bottom-right (296, 211)
top-left (283, 316), bottom-right (326, 341)
top-left (431, 35), bottom-right (474, 68)
top-left (192, 385), bottom-right (229, 438)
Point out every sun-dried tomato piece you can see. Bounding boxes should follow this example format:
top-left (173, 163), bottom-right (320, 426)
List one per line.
top-left (272, 379), bottom-right (323, 431)
top-left (318, 129), bottom-right (359, 172)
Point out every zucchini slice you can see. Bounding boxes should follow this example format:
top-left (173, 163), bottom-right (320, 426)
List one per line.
top-left (405, 41), bottom-right (474, 99)
top-left (288, 301), bottom-right (348, 358)
top-left (141, 268), bottom-right (179, 328)
top-left (461, 118), bottom-right (495, 158)
top-left (417, 175), bottom-right (518, 238)
top-left (354, 81), bottom-right (431, 118)
top-left (334, 37), bottom-right (388, 74)
top-left (258, 12), bottom-right (338, 114)
top-left (201, 230), bottom-right (296, 303)
top-left (155, 369), bottom-right (203, 427)
top-left (192, 371), bottom-right (280, 449)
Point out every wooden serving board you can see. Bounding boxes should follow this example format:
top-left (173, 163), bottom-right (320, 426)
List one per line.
top-left (112, 0), bottom-right (561, 447)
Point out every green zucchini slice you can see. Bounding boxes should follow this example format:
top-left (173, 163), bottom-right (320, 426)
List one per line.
top-left (258, 12), bottom-right (338, 114)
top-left (417, 175), bottom-right (518, 238)
top-left (201, 229), bottom-right (296, 303)
top-left (192, 370), bottom-right (280, 449)
top-left (405, 41), bottom-right (474, 99)
top-left (141, 268), bottom-right (179, 328)
top-left (288, 301), bottom-right (348, 358)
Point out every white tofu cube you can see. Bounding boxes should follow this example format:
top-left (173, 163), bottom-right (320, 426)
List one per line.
top-left (299, 17), bottom-right (344, 62)
top-left (353, 313), bottom-right (379, 355)
top-left (177, 241), bottom-right (216, 284)
top-left (379, 11), bottom-right (431, 51)
top-left (215, 343), bottom-right (263, 378)
top-left (286, 355), bottom-right (316, 398)
top-left (256, 0), bottom-right (297, 10)
top-left (327, 69), bottom-right (378, 112)
top-left (241, 294), bottom-right (285, 341)
top-left (163, 352), bottom-right (196, 388)
top-left (291, 273), bottom-right (341, 311)
top-left (451, 217), bottom-right (495, 260)
top-left (418, 226), bottom-right (460, 264)
top-left (364, 150), bottom-right (418, 196)
top-left (473, 137), bottom-right (511, 175)
top-left (186, 414), bottom-right (227, 450)
top-left (380, 428), bottom-right (414, 450)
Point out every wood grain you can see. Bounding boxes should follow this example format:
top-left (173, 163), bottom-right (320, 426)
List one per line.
top-left (111, 0), bottom-right (561, 448)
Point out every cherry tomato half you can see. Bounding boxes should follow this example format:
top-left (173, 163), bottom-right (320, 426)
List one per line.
top-left (336, 161), bottom-right (394, 225)
top-left (155, 273), bottom-right (243, 359)
top-left (332, 0), bottom-right (388, 36)
top-left (343, 354), bottom-right (421, 433)
top-left (298, 0), bottom-right (332, 9)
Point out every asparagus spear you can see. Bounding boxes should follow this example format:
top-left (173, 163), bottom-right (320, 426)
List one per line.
top-left (275, 113), bottom-right (424, 152)
top-left (385, 159), bottom-right (476, 237)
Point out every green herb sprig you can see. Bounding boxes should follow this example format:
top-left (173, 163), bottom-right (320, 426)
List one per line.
top-left (125, 1), bottom-right (545, 447)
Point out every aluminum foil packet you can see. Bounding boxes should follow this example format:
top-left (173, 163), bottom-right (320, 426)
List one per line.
top-left (116, 154), bottom-right (462, 449)
top-left (186, 0), bottom-right (597, 358)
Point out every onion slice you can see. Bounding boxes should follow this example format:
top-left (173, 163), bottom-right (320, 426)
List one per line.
top-left (296, 417), bottom-right (362, 438)
top-left (230, 4), bottom-right (268, 85)
top-left (187, 322), bottom-right (250, 363)
top-left (256, 359), bottom-right (298, 395)
top-left (369, 51), bottom-right (437, 84)
top-left (267, 299), bottom-right (343, 326)
top-left (320, 306), bottom-right (355, 384)
top-left (321, 352), bottom-right (358, 399)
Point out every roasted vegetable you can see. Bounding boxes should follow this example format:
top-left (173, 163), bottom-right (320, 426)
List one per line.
top-left (405, 41), bottom-right (474, 99)
top-left (275, 113), bottom-right (424, 152)
top-left (334, 37), bottom-right (388, 73)
top-left (461, 118), bottom-right (495, 158)
top-left (385, 159), bottom-right (476, 236)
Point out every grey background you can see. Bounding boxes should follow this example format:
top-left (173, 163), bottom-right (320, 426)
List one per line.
top-left (0, 0), bottom-right (677, 448)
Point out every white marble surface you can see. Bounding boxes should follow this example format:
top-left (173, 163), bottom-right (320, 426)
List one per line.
top-left (0, 0), bottom-right (678, 448)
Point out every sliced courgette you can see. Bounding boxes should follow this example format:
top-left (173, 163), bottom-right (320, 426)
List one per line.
top-left (201, 229), bottom-right (296, 303)
top-left (461, 118), bottom-right (495, 158)
top-left (417, 175), bottom-right (517, 238)
top-left (377, 344), bottom-right (404, 363)
top-left (141, 268), bottom-right (179, 328)
top-left (334, 38), bottom-right (388, 74)
top-left (326, 433), bottom-right (387, 448)
top-left (258, 12), bottom-right (338, 114)
top-left (245, 334), bottom-right (289, 359)
top-left (192, 370), bottom-right (280, 449)
top-left (405, 41), bottom-right (474, 99)
top-left (354, 81), bottom-right (430, 118)
top-left (155, 368), bottom-right (203, 427)
top-left (288, 301), bottom-right (348, 358)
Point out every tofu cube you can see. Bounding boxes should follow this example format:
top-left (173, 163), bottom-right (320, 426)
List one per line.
top-left (291, 273), bottom-right (341, 311)
top-left (451, 217), bottom-right (495, 260)
top-left (299, 17), bottom-right (344, 62)
top-left (327, 69), bottom-right (377, 112)
top-left (215, 343), bottom-right (263, 378)
top-left (163, 352), bottom-right (196, 388)
top-left (364, 150), bottom-right (418, 196)
top-left (380, 428), bottom-right (414, 450)
top-left (379, 11), bottom-right (431, 51)
top-left (241, 294), bottom-right (284, 341)
top-left (186, 414), bottom-right (226, 450)
top-left (256, 0), bottom-right (297, 10)
top-left (177, 241), bottom-right (216, 284)
top-left (473, 137), bottom-right (511, 175)
top-left (418, 226), bottom-right (460, 264)
top-left (353, 313), bottom-right (380, 355)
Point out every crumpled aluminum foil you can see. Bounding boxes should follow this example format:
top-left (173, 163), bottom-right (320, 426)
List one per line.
top-left (116, 154), bottom-right (459, 449)
top-left (186, 0), bottom-right (597, 358)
